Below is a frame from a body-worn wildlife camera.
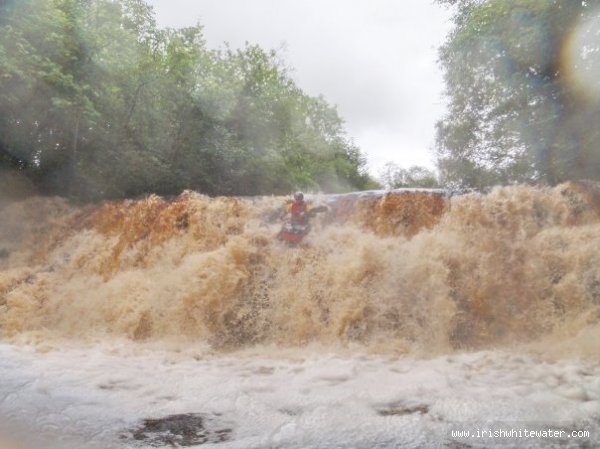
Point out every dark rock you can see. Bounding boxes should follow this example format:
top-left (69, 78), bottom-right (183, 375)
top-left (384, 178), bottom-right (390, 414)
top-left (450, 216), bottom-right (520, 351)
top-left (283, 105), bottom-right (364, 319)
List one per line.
top-left (125, 413), bottom-right (231, 447)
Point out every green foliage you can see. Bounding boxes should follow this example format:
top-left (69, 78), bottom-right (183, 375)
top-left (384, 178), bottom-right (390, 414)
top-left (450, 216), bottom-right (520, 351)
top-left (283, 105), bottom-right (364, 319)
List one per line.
top-left (436, 0), bottom-right (600, 188)
top-left (379, 163), bottom-right (439, 189)
top-left (0, 0), bottom-right (373, 199)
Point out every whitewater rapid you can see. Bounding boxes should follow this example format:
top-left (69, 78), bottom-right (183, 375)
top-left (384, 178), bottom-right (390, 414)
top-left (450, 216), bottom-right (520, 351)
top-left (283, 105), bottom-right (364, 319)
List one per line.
top-left (1, 183), bottom-right (600, 447)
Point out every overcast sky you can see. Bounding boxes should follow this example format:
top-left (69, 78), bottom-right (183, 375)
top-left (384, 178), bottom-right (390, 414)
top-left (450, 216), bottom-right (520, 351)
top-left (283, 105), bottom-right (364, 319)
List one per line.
top-left (145, 0), bottom-right (452, 177)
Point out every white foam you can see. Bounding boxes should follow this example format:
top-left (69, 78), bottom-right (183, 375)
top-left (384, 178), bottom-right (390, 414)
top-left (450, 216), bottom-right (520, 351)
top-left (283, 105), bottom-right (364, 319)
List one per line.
top-left (0, 344), bottom-right (598, 448)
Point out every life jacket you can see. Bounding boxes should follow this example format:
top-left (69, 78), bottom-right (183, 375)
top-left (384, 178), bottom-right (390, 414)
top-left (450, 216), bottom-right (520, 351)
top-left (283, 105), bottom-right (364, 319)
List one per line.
top-left (290, 200), bottom-right (308, 224)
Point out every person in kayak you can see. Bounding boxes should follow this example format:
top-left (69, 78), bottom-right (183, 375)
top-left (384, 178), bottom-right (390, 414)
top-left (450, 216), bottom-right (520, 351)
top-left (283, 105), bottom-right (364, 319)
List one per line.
top-left (277, 192), bottom-right (328, 245)
top-left (289, 191), bottom-right (309, 228)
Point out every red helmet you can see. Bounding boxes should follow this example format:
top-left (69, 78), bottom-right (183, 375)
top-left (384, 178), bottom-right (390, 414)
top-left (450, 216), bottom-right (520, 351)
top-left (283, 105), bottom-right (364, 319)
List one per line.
top-left (294, 192), bottom-right (304, 201)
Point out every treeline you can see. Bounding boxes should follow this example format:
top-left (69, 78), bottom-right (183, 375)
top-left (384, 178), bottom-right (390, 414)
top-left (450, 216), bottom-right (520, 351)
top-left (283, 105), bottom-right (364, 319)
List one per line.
top-left (436, 0), bottom-right (600, 189)
top-left (379, 163), bottom-right (439, 189)
top-left (0, 0), bottom-right (375, 200)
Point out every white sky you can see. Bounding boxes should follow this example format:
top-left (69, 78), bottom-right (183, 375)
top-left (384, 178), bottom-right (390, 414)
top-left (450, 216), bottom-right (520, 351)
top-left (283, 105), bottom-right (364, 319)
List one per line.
top-left (145, 0), bottom-right (453, 177)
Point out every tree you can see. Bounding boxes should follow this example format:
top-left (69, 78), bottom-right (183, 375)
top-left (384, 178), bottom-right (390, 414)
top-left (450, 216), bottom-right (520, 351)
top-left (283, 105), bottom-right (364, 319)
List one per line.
top-left (436, 0), bottom-right (600, 189)
top-left (379, 163), bottom-right (439, 189)
top-left (0, 0), bottom-right (375, 199)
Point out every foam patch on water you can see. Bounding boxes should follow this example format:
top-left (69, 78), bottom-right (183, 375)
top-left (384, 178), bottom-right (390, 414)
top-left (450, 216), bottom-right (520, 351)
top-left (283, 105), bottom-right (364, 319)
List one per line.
top-left (0, 343), bottom-right (598, 448)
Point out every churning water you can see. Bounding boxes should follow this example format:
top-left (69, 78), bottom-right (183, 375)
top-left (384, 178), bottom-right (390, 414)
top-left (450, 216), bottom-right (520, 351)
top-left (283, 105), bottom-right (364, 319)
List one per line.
top-left (0, 184), bottom-right (599, 448)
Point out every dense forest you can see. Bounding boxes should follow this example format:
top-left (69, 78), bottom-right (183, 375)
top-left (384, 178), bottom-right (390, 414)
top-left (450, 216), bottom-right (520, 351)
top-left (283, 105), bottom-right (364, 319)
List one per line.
top-left (3, 0), bottom-right (600, 199)
top-left (436, 0), bottom-right (600, 189)
top-left (0, 0), bottom-right (376, 200)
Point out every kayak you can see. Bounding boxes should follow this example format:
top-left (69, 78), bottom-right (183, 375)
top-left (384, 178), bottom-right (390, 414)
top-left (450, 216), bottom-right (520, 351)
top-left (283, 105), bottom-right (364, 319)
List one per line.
top-left (277, 222), bottom-right (310, 245)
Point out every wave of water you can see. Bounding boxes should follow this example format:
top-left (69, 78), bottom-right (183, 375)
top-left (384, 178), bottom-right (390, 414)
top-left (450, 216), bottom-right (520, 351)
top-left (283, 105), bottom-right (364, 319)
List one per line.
top-left (1, 183), bottom-right (599, 356)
